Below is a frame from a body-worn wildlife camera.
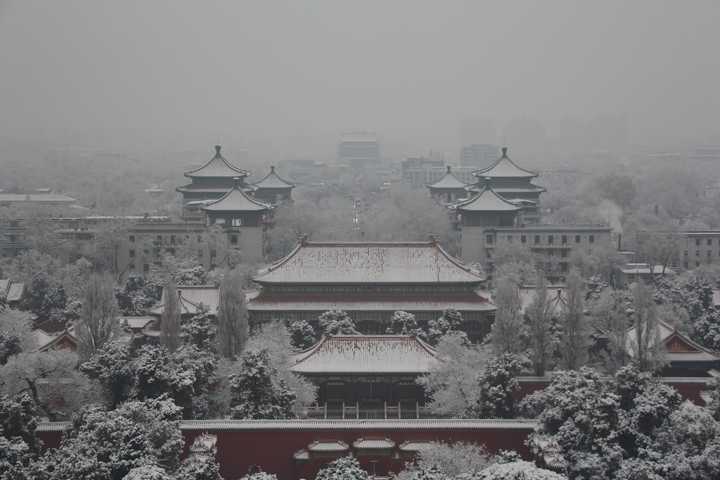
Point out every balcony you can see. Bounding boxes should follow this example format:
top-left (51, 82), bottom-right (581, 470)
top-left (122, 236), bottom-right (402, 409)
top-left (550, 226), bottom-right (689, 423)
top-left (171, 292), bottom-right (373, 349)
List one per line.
top-left (303, 402), bottom-right (441, 420)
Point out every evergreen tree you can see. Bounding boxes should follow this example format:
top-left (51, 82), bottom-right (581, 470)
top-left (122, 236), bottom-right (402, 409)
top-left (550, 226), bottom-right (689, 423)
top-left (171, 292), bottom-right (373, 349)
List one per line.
top-left (629, 282), bottom-right (666, 372)
top-left (0, 393), bottom-right (40, 478)
top-left (77, 273), bottom-right (119, 361)
top-left (318, 310), bottom-right (359, 335)
top-left (217, 268), bottom-right (249, 359)
top-left (558, 269), bottom-right (588, 370)
top-left (160, 280), bottom-right (181, 352)
top-left (229, 350), bottom-right (295, 420)
top-left (287, 320), bottom-right (316, 350)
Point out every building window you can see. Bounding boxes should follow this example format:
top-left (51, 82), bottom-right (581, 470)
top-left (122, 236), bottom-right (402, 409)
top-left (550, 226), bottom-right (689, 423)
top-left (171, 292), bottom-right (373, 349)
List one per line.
top-left (210, 249), bottom-right (217, 258)
top-left (166, 248), bottom-right (176, 256)
top-left (129, 263), bottom-right (136, 271)
top-left (561, 235), bottom-right (567, 244)
top-left (534, 235), bottom-right (540, 245)
top-left (230, 235), bottom-right (238, 245)
top-left (521, 235), bottom-right (527, 244)
top-left (697, 261), bottom-right (701, 267)
top-left (143, 263), bottom-right (150, 273)
top-left (507, 235), bottom-right (513, 243)
top-left (548, 235), bottom-right (554, 244)
top-left (170, 235), bottom-right (176, 245)
top-left (561, 249), bottom-right (568, 258)
top-left (575, 235), bottom-right (581, 243)
top-left (486, 234), bottom-right (494, 244)
top-left (696, 238), bottom-right (701, 246)
top-left (129, 249), bottom-right (135, 258)
top-left (129, 235), bottom-right (135, 243)
top-left (156, 235), bottom-right (162, 244)
top-left (215, 218), bottom-right (226, 225)
top-left (684, 250), bottom-right (688, 256)
top-left (589, 235), bottom-right (595, 244)
top-left (708, 239), bottom-right (713, 246)
top-left (232, 218), bottom-right (243, 227)
top-left (197, 235), bottom-right (202, 242)
top-left (708, 251), bottom-right (712, 258)
top-left (696, 250), bottom-right (701, 257)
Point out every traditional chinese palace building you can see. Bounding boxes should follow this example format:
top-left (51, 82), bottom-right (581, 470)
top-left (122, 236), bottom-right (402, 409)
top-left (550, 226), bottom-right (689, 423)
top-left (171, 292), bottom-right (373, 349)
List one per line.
top-left (252, 166), bottom-right (295, 205)
top-left (177, 145), bottom-right (253, 216)
top-left (248, 239), bottom-right (495, 340)
top-left (426, 166), bottom-right (469, 204)
top-left (292, 335), bottom-right (438, 420)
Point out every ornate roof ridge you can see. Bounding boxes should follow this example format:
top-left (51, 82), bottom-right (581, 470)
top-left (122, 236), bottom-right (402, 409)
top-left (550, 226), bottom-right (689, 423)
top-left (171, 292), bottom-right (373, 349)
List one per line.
top-left (253, 166), bottom-right (295, 189)
top-left (184, 145), bottom-right (250, 178)
top-left (454, 184), bottom-right (522, 212)
top-left (472, 147), bottom-right (538, 178)
top-left (201, 182), bottom-right (271, 212)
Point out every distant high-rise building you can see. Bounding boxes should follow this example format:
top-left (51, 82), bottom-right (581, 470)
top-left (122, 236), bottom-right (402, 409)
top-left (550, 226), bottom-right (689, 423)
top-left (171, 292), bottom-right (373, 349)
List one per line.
top-left (460, 144), bottom-right (499, 168)
top-left (337, 132), bottom-right (380, 168)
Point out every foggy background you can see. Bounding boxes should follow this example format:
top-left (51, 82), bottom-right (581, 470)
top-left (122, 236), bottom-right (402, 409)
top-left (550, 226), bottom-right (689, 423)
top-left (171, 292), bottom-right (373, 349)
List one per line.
top-left (1, 0), bottom-right (719, 161)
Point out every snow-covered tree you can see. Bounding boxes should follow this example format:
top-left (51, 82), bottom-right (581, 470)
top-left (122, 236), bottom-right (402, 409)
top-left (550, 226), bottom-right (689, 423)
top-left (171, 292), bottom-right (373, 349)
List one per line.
top-left (588, 289), bottom-right (630, 372)
top-left (0, 350), bottom-right (94, 420)
top-left (79, 341), bottom-right (135, 408)
top-left (524, 366), bottom-right (683, 480)
top-left (477, 461), bottom-right (567, 480)
top-left (240, 472), bottom-right (277, 480)
top-left (288, 320), bottom-right (316, 350)
top-left (181, 310), bottom-right (217, 352)
top-left (398, 442), bottom-right (489, 480)
top-left (490, 276), bottom-right (524, 355)
top-left (526, 271), bottom-right (554, 376)
top-left (160, 280), bottom-right (181, 352)
top-left (217, 267), bottom-right (249, 359)
top-left (29, 397), bottom-right (184, 480)
top-left (628, 282), bottom-right (666, 372)
top-left (77, 273), bottom-right (119, 361)
top-left (419, 332), bottom-right (485, 417)
top-left (0, 393), bottom-right (40, 478)
top-left (386, 311), bottom-right (422, 336)
top-left (426, 309), bottom-right (465, 345)
top-left (315, 456), bottom-right (368, 480)
top-left (476, 354), bottom-right (527, 418)
top-left (125, 465), bottom-right (172, 480)
top-left (176, 434), bottom-right (223, 480)
top-left (229, 350), bottom-right (296, 420)
top-left (558, 269), bottom-right (588, 370)
top-left (0, 309), bottom-right (34, 364)
top-left (318, 310), bottom-right (359, 335)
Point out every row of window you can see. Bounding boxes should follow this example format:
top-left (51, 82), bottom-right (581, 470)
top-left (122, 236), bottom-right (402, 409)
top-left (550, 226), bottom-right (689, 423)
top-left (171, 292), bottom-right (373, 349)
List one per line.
top-left (129, 234), bottom-right (204, 244)
top-left (684, 250), bottom-right (719, 258)
top-left (128, 233), bottom-right (240, 250)
top-left (692, 238), bottom-right (720, 246)
top-left (486, 233), bottom-right (595, 245)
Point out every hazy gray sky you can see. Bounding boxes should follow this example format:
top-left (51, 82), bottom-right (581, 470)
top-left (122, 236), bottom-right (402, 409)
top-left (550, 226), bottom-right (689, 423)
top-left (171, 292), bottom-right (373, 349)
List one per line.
top-left (1, 0), bottom-right (719, 157)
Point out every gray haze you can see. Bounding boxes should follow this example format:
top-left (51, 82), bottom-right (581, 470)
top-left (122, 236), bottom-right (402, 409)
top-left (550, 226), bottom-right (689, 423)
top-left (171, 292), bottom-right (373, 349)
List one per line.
top-left (1, 0), bottom-right (719, 158)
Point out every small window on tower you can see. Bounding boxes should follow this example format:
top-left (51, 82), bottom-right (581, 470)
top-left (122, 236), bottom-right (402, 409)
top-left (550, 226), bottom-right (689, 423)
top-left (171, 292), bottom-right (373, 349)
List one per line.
top-left (232, 218), bottom-right (243, 227)
top-left (231, 235), bottom-right (238, 245)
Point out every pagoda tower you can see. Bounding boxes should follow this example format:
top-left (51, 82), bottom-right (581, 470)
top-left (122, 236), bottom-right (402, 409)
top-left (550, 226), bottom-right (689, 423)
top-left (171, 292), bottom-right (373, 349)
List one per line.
top-left (426, 165), bottom-right (469, 204)
top-left (252, 166), bottom-right (295, 205)
top-left (177, 145), bottom-right (252, 216)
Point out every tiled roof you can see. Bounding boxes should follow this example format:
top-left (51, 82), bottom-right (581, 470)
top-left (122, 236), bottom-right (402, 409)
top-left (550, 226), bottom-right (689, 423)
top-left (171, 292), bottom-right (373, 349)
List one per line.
top-left (472, 147), bottom-right (537, 179)
top-left (253, 166), bottom-right (295, 189)
top-left (201, 185), bottom-right (270, 212)
top-left (291, 335), bottom-right (439, 375)
top-left (626, 319), bottom-right (720, 362)
top-left (38, 418), bottom-right (538, 432)
top-left (184, 145), bottom-right (249, 178)
top-left (254, 241), bottom-right (484, 285)
top-left (353, 438), bottom-right (395, 449)
top-left (454, 186), bottom-right (522, 212)
top-left (308, 440), bottom-right (349, 452)
top-left (427, 166), bottom-right (468, 190)
top-left (0, 193), bottom-right (77, 204)
top-left (120, 316), bottom-right (155, 330)
top-left (153, 286), bottom-right (219, 315)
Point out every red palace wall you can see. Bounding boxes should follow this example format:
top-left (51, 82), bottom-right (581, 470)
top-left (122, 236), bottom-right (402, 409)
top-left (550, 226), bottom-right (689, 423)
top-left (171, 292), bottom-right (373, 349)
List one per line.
top-left (37, 420), bottom-right (534, 480)
top-left (34, 378), bottom-right (710, 480)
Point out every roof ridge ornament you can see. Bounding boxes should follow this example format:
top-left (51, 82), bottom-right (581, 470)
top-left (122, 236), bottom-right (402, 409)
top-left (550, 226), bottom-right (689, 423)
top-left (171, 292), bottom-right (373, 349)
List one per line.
top-left (501, 146), bottom-right (508, 158)
top-left (214, 145), bottom-right (222, 157)
top-left (446, 165), bottom-right (451, 173)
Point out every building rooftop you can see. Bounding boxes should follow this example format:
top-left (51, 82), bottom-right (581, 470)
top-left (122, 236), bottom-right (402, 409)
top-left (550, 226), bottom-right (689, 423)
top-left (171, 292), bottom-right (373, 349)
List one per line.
top-left (626, 319), bottom-right (720, 363)
top-left (426, 166), bottom-right (468, 190)
top-left (201, 184), bottom-right (270, 213)
top-left (486, 224), bottom-right (611, 232)
top-left (454, 185), bottom-right (522, 212)
top-left (184, 145), bottom-right (249, 179)
top-left (472, 147), bottom-right (537, 179)
top-left (253, 166), bottom-right (295, 189)
top-left (0, 193), bottom-right (77, 204)
top-left (254, 240), bottom-right (485, 285)
top-left (6, 282), bottom-right (24, 302)
top-left (291, 335), bottom-right (439, 375)
top-left (153, 286), bottom-right (220, 316)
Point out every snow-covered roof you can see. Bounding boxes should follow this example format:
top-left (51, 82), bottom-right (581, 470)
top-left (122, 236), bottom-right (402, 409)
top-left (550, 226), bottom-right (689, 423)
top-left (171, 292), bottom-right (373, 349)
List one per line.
top-left (398, 441), bottom-right (434, 452)
top-left (626, 319), bottom-right (720, 363)
top-left (6, 282), bottom-right (24, 302)
top-left (307, 440), bottom-right (349, 452)
top-left (0, 193), bottom-right (77, 204)
top-left (253, 166), bottom-right (295, 189)
top-left (291, 335), bottom-right (439, 375)
top-left (353, 438), bottom-right (395, 449)
top-left (427, 166), bottom-right (468, 190)
top-left (154, 286), bottom-right (219, 316)
top-left (184, 145), bottom-right (249, 178)
top-left (35, 328), bottom-right (78, 352)
top-left (620, 263), bottom-right (674, 275)
top-left (201, 185), bottom-right (270, 212)
top-left (254, 240), bottom-right (485, 285)
top-left (454, 185), bottom-right (522, 212)
top-left (120, 316), bottom-right (155, 330)
top-left (472, 147), bottom-right (537, 179)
